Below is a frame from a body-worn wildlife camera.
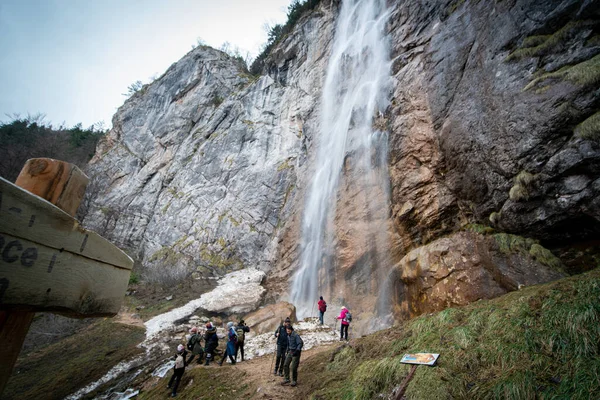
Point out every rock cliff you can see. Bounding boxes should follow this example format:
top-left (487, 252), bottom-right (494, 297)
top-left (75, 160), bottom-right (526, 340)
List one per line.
top-left (83, 0), bottom-right (599, 321)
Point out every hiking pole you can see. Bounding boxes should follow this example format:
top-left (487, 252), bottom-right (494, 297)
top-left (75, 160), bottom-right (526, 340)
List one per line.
top-left (269, 341), bottom-right (277, 375)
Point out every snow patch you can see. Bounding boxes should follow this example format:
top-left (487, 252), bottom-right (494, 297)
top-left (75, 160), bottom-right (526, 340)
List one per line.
top-left (144, 268), bottom-right (265, 338)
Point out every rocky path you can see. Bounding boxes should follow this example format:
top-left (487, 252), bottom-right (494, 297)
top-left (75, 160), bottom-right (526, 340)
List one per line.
top-left (204, 343), bottom-right (336, 400)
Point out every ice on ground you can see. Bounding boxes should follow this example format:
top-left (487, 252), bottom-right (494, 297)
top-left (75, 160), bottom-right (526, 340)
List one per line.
top-left (145, 268), bottom-right (265, 338)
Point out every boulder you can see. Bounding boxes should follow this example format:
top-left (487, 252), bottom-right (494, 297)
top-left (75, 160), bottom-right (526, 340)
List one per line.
top-left (243, 302), bottom-right (297, 334)
top-left (390, 231), bottom-right (566, 319)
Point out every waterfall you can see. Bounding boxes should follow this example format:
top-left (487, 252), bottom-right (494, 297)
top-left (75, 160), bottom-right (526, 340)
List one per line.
top-left (291, 0), bottom-right (392, 320)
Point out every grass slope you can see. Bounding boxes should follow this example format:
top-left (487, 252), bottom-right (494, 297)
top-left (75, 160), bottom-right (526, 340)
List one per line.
top-left (3, 320), bottom-right (145, 400)
top-left (295, 268), bottom-right (600, 399)
top-left (137, 367), bottom-right (254, 400)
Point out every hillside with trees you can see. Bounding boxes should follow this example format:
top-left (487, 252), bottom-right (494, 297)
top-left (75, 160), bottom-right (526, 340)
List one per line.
top-left (0, 115), bottom-right (105, 181)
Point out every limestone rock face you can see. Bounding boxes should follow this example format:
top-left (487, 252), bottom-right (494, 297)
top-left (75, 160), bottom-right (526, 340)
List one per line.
top-left (387, 0), bottom-right (600, 253)
top-left (243, 302), bottom-right (297, 334)
top-left (390, 232), bottom-right (566, 318)
top-left (82, 8), bottom-right (335, 281)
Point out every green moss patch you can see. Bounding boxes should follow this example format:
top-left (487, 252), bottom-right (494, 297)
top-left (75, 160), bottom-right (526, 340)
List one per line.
top-left (525, 53), bottom-right (600, 91)
top-left (4, 321), bottom-right (145, 400)
top-left (506, 21), bottom-right (593, 62)
top-left (575, 111), bottom-right (600, 142)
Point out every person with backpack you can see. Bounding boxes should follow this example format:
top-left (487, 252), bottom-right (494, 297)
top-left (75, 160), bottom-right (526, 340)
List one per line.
top-left (273, 317), bottom-right (291, 376)
top-left (218, 321), bottom-right (237, 366)
top-left (317, 296), bottom-right (327, 325)
top-left (203, 322), bottom-right (218, 366)
top-left (234, 319), bottom-right (250, 362)
top-left (167, 344), bottom-right (187, 397)
top-left (186, 326), bottom-right (204, 365)
top-left (336, 306), bottom-right (352, 341)
top-left (281, 325), bottom-right (303, 387)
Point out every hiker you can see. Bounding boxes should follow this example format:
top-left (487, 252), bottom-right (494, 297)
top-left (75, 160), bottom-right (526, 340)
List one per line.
top-left (186, 326), bottom-right (204, 365)
top-left (281, 325), bottom-right (303, 387)
top-left (336, 306), bottom-right (351, 341)
top-left (234, 319), bottom-right (250, 362)
top-left (273, 317), bottom-right (291, 376)
top-left (219, 321), bottom-right (237, 366)
top-left (203, 322), bottom-right (218, 366)
top-left (318, 296), bottom-right (327, 325)
top-left (167, 344), bottom-right (187, 397)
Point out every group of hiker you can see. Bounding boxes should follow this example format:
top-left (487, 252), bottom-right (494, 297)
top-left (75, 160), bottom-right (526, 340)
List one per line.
top-left (167, 296), bottom-right (352, 396)
top-left (167, 319), bottom-right (249, 397)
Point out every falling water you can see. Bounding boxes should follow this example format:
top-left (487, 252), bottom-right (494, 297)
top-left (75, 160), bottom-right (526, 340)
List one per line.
top-left (291, 0), bottom-right (392, 320)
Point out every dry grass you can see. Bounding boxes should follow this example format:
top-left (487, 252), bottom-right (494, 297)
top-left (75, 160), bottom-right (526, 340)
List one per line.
top-left (3, 320), bottom-right (145, 400)
top-left (296, 269), bottom-right (600, 399)
top-left (575, 111), bottom-right (600, 142)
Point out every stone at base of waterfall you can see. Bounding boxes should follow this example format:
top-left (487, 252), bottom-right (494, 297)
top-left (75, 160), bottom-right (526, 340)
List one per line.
top-left (391, 231), bottom-right (566, 318)
top-left (243, 302), bottom-right (297, 334)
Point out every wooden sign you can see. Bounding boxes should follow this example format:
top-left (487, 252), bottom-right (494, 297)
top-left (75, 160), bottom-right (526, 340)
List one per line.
top-left (0, 176), bottom-right (133, 316)
top-left (400, 353), bottom-right (440, 366)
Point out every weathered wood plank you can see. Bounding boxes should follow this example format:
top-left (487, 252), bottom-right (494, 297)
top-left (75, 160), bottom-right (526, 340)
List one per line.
top-left (15, 158), bottom-right (89, 217)
top-left (0, 232), bottom-right (130, 316)
top-left (0, 177), bottom-right (132, 270)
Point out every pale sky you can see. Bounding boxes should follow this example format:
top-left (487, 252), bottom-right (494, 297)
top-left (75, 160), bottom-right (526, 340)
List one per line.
top-left (0, 0), bottom-right (292, 128)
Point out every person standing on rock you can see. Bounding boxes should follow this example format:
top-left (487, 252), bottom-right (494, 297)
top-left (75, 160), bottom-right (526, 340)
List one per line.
top-left (281, 325), bottom-right (303, 387)
top-left (318, 296), bottom-right (327, 325)
top-left (234, 319), bottom-right (250, 362)
top-left (336, 306), bottom-right (351, 341)
top-left (203, 322), bottom-right (218, 366)
top-left (273, 317), bottom-right (291, 376)
top-left (219, 321), bottom-right (238, 366)
top-left (186, 327), bottom-right (204, 365)
top-left (167, 344), bottom-right (187, 397)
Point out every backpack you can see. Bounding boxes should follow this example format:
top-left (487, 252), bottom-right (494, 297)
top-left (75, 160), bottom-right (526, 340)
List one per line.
top-left (187, 334), bottom-right (197, 351)
top-left (235, 327), bottom-right (246, 344)
top-left (319, 301), bottom-right (327, 312)
top-left (344, 311), bottom-right (352, 323)
top-left (175, 354), bottom-right (185, 369)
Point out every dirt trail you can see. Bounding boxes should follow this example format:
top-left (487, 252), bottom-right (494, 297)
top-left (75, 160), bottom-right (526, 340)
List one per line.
top-left (114, 308), bottom-right (145, 328)
top-left (215, 343), bottom-right (336, 399)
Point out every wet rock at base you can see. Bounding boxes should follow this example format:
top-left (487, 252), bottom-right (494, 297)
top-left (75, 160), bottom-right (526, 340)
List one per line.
top-left (243, 302), bottom-right (297, 334)
top-left (390, 231), bottom-right (566, 319)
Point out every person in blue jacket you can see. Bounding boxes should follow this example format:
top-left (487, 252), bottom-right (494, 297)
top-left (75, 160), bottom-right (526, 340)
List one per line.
top-left (218, 321), bottom-right (237, 366)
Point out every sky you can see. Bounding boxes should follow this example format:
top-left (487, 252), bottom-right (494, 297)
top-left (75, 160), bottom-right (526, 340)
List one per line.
top-left (0, 0), bottom-right (292, 129)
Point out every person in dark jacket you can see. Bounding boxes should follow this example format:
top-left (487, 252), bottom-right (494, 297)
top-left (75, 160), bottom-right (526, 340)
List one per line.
top-left (167, 344), bottom-right (187, 397)
top-left (281, 325), bottom-right (303, 387)
top-left (273, 317), bottom-right (291, 376)
top-left (203, 322), bottom-right (218, 366)
top-left (186, 326), bottom-right (204, 365)
top-left (219, 321), bottom-right (237, 366)
top-left (234, 319), bottom-right (250, 362)
top-left (317, 296), bottom-right (327, 325)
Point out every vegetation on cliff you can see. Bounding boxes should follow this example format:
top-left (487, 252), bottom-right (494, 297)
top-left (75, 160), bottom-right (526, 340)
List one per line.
top-left (250, 0), bottom-right (322, 75)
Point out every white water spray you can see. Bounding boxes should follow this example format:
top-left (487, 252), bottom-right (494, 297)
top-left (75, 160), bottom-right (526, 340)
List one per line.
top-left (291, 0), bottom-right (392, 319)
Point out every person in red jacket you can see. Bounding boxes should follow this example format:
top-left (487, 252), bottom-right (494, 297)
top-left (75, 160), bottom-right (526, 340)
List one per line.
top-left (336, 306), bottom-right (351, 341)
top-left (317, 296), bottom-right (327, 325)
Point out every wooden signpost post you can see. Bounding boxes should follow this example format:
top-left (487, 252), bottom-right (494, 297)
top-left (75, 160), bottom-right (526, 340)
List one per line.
top-left (0, 158), bottom-right (133, 395)
top-left (395, 353), bottom-right (440, 399)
